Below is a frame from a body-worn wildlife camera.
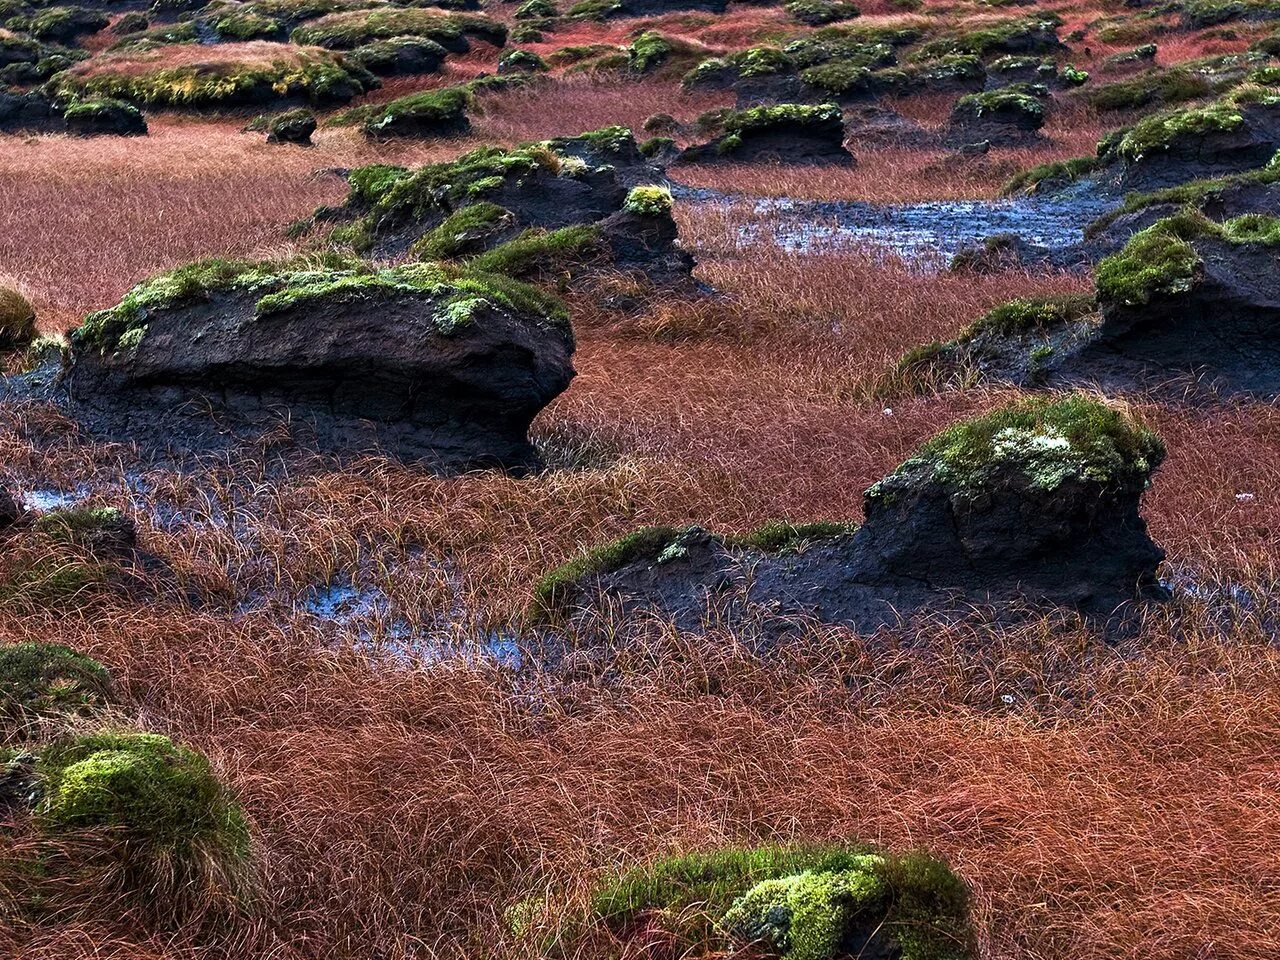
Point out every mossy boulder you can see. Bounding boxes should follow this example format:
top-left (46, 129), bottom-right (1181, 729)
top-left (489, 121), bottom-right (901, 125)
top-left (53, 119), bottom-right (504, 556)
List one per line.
top-left (8, 5), bottom-right (109, 44)
top-left (265, 105), bottom-right (315, 143)
top-left (680, 103), bottom-right (853, 165)
top-left (29, 731), bottom-right (253, 920)
top-left (899, 211), bottom-right (1280, 397)
top-left (577, 845), bottom-right (973, 960)
top-left (48, 43), bottom-right (377, 109)
top-left (948, 83), bottom-right (1046, 144)
top-left (567, 0), bottom-right (727, 20)
top-left (360, 85), bottom-right (470, 138)
top-left (0, 643), bottom-right (112, 736)
top-left (786, 0), bottom-right (861, 26)
top-left (290, 8), bottom-right (505, 51)
top-left (308, 126), bottom-right (688, 295)
top-left (347, 36), bottom-right (447, 76)
top-left (65, 257), bottom-right (576, 469)
top-left (0, 285), bottom-right (36, 351)
top-left (62, 97), bottom-right (147, 136)
top-left (530, 395), bottom-right (1167, 632)
top-left (497, 47), bottom-right (546, 74)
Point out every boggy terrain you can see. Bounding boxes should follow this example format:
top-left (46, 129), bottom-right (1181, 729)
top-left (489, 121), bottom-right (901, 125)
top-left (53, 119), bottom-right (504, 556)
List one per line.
top-left (1, 0), bottom-right (1280, 958)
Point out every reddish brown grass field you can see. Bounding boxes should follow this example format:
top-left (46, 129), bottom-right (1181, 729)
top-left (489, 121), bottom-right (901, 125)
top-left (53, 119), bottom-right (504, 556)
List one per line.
top-left (3, 3), bottom-right (1280, 956)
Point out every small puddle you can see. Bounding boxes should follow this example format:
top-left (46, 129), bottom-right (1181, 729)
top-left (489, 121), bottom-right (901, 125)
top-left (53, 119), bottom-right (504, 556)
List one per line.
top-left (21, 487), bottom-right (88, 511)
top-left (674, 179), bottom-right (1116, 266)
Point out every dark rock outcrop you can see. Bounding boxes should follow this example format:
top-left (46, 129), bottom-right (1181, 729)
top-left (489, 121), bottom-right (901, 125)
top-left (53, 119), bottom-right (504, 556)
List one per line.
top-left (532, 396), bottom-right (1167, 633)
top-left (901, 212), bottom-right (1280, 398)
top-left (55, 259), bottom-right (576, 469)
top-left (0, 90), bottom-right (62, 133)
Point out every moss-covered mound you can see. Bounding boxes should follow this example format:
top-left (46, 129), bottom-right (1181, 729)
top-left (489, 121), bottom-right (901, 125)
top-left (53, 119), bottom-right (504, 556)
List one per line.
top-left (30, 731), bottom-right (253, 918)
top-left (0, 643), bottom-right (113, 734)
top-left (7, 5), bottom-right (108, 44)
top-left (0, 285), bottom-right (36, 351)
top-left (949, 82), bottom-right (1046, 140)
top-left (62, 96), bottom-right (147, 136)
top-left (290, 8), bottom-right (505, 51)
top-left (913, 13), bottom-right (1063, 60)
top-left (347, 35), bottom-right (448, 76)
top-left (265, 105), bottom-right (315, 142)
top-left (358, 85), bottom-right (470, 138)
top-left (890, 394), bottom-right (1164, 495)
top-left (77, 255), bottom-right (568, 356)
top-left (682, 103), bottom-right (852, 164)
top-left (579, 845), bottom-right (973, 960)
top-left (48, 42), bottom-right (377, 108)
top-left (34, 505), bottom-right (137, 556)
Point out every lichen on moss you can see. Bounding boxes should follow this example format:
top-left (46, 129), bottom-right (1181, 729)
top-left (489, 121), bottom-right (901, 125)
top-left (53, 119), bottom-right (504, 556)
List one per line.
top-left (888, 394), bottom-right (1165, 494)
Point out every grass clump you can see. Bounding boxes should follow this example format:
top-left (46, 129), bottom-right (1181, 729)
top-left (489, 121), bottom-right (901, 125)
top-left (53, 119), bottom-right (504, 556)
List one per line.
top-left (34, 731), bottom-right (253, 917)
top-left (968, 294), bottom-right (1096, 336)
top-left (0, 285), bottom-right (36, 351)
top-left (0, 643), bottom-right (112, 734)
top-left (587, 845), bottom-right (973, 960)
top-left (623, 185), bottom-right (673, 216)
top-left (894, 395), bottom-right (1165, 493)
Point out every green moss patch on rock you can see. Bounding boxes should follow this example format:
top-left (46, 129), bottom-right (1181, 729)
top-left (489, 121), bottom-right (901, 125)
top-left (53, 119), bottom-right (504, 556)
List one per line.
top-left (358, 84), bottom-right (470, 138)
top-left (969, 294), bottom-right (1097, 336)
top-left (586, 845), bottom-right (973, 960)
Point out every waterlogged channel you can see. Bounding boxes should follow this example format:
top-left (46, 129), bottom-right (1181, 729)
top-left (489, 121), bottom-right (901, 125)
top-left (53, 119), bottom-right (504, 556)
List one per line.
top-left (674, 179), bottom-right (1117, 266)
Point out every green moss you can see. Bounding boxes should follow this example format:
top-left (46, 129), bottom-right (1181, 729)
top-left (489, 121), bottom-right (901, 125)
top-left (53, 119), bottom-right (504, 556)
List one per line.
top-left (1116, 102), bottom-right (1246, 162)
top-left (35, 731), bottom-right (252, 909)
top-left (50, 48), bottom-right (374, 108)
top-left (529, 526), bottom-right (687, 622)
top-left (627, 30), bottom-right (672, 73)
top-left (567, 0), bottom-right (622, 20)
top-left (107, 20), bottom-right (197, 50)
top-left (291, 8), bottom-right (506, 49)
top-left (724, 101), bottom-right (842, 135)
top-left (514, 0), bottom-right (556, 17)
top-left (588, 845), bottom-right (973, 960)
top-left (209, 9), bottom-right (282, 40)
top-left (891, 395), bottom-right (1165, 493)
top-left (468, 224), bottom-right (602, 278)
top-left (913, 14), bottom-right (1062, 61)
top-left (0, 643), bottom-right (112, 730)
top-left (11, 5), bottom-right (108, 41)
top-left (1095, 211), bottom-right (1206, 306)
top-left (727, 521), bottom-right (856, 553)
top-left (411, 202), bottom-right (514, 259)
top-left (1001, 154), bottom-right (1100, 195)
top-left (78, 256), bottom-right (570, 354)
top-left (800, 60), bottom-right (873, 94)
top-left (955, 84), bottom-right (1045, 120)
top-left (785, 0), bottom-right (861, 26)
top-left (0, 559), bottom-right (109, 610)
top-left (359, 85), bottom-right (470, 137)
top-left (1087, 69), bottom-right (1213, 113)
top-left (623, 185), bottom-right (673, 216)
top-left (967, 294), bottom-right (1096, 336)
top-left (499, 48), bottom-right (547, 72)
top-left (348, 36), bottom-right (449, 74)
